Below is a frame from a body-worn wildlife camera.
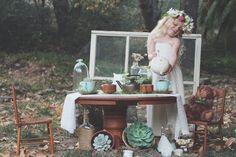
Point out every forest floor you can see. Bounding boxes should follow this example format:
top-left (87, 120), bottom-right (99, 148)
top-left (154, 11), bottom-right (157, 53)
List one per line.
top-left (0, 52), bottom-right (236, 157)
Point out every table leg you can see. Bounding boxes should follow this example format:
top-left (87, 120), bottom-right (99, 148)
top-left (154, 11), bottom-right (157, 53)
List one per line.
top-left (102, 105), bottom-right (127, 150)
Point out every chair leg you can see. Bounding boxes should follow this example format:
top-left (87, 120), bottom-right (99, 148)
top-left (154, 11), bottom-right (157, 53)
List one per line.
top-left (203, 125), bottom-right (208, 155)
top-left (16, 126), bottom-right (21, 155)
top-left (193, 125), bottom-right (198, 146)
top-left (47, 123), bottom-right (54, 154)
top-left (218, 124), bottom-right (223, 142)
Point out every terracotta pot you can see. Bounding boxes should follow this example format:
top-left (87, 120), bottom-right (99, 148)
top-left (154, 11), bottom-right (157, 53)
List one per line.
top-left (140, 84), bottom-right (153, 94)
top-left (91, 129), bottom-right (115, 151)
top-left (101, 84), bottom-right (116, 94)
top-left (201, 110), bottom-right (214, 121)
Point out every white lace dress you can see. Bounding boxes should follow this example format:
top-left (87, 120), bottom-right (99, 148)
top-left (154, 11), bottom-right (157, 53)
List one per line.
top-left (146, 42), bottom-right (189, 138)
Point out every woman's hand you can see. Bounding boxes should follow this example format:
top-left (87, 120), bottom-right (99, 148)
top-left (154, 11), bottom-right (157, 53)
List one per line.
top-left (161, 64), bottom-right (172, 75)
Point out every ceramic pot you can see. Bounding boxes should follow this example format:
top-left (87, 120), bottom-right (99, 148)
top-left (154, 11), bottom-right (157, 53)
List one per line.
top-left (91, 129), bottom-right (115, 151)
top-left (101, 84), bottom-right (116, 94)
top-left (140, 84), bottom-right (154, 94)
top-left (156, 79), bottom-right (170, 92)
top-left (79, 80), bottom-right (96, 93)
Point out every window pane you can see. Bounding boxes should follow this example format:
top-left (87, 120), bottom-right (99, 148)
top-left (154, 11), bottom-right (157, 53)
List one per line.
top-left (129, 37), bottom-right (149, 69)
top-left (95, 36), bottom-right (126, 77)
top-left (181, 39), bottom-right (195, 81)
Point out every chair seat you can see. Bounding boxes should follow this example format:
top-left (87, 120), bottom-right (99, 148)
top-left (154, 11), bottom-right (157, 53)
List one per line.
top-left (185, 85), bottom-right (226, 155)
top-left (20, 117), bottom-right (52, 125)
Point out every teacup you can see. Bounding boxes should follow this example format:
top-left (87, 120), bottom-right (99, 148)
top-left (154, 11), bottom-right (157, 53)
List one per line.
top-left (79, 80), bottom-right (95, 93)
top-left (174, 149), bottom-right (183, 156)
top-left (156, 79), bottom-right (170, 92)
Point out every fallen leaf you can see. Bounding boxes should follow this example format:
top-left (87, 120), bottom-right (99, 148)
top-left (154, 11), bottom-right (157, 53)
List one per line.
top-left (0, 153), bottom-right (10, 157)
top-left (68, 145), bottom-right (74, 150)
top-left (0, 137), bottom-right (8, 142)
top-left (225, 137), bottom-right (236, 147)
top-left (39, 145), bottom-right (48, 151)
top-left (198, 146), bottom-right (204, 157)
top-left (19, 147), bottom-right (27, 157)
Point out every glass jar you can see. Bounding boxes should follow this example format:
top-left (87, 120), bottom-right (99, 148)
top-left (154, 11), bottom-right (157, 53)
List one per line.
top-left (78, 109), bottom-right (95, 150)
top-left (130, 62), bottom-right (140, 75)
top-left (73, 59), bottom-right (89, 91)
top-left (138, 66), bottom-right (152, 78)
top-left (161, 125), bottom-right (173, 141)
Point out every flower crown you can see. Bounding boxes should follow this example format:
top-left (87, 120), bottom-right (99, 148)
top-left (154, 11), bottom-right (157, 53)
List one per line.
top-left (166, 8), bottom-right (194, 33)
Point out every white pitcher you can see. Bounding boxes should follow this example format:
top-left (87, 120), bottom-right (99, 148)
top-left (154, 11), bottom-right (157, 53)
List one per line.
top-left (150, 56), bottom-right (170, 75)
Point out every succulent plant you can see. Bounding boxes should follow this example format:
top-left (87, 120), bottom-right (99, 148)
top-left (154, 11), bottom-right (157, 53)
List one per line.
top-left (195, 96), bottom-right (207, 105)
top-left (135, 76), bottom-right (152, 85)
top-left (92, 133), bottom-right (112, 151)
top-left (124, 121), bottom-right (154, 149)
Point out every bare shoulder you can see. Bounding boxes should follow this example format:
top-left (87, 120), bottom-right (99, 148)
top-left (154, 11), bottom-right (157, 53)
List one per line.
top-left (172, 37), bottom-right (181, 46)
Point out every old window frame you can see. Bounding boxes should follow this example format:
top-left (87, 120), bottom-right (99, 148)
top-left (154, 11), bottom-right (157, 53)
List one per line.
top-left (89, 30), bottom-right (202, 94)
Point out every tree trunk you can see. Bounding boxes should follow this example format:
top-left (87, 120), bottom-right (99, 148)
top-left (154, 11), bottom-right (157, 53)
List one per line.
top-left (139, 0), bottom-right (161, 32)
top-left (181, 0), bottom-right (199, 33)
top-left (52, 0), bottom-right (70, 37)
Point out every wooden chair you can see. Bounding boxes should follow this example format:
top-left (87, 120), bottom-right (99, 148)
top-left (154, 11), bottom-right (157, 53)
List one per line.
top-left (188, 86), bottom-right (226, 155)
top-left (11, 86), bottom-right (54, 155)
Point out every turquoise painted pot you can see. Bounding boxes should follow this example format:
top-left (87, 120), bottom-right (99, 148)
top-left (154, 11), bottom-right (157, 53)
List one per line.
top-left (156, 79), bottom-right (170, 92)
top-left (79, 81), bottom-right (95, 92)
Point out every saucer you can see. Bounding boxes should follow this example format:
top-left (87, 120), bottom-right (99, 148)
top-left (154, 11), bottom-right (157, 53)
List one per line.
top-left (79, 90), bottom-right (98, 95)
top-left (153, 91), bottom-right (172, 94)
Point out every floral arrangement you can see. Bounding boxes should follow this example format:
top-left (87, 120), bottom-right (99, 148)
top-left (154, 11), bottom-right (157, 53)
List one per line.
top-left (185, 86), bottom-right (215, 121)
top-left (166, 8), bottom-right (194, 33)
top-left (92, 133), bottom-right (113, 151)
top-left (124, 121), bottom-right (154, 149)
top-left (131, 53), bottom-right (145, 65)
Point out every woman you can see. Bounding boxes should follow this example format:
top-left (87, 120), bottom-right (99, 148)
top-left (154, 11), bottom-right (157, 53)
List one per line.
top-left (146, 8), bottom-right (193, 139)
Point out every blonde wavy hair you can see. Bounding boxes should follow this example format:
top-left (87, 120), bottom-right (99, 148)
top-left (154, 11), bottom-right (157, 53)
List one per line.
top-left (148, 16), bottom-right (171, 41)
top-left (147, 16), bottom-right (185, 60)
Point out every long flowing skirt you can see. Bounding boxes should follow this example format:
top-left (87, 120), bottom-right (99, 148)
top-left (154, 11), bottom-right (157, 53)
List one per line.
top-left (146, 64), bottom-right (187, 137)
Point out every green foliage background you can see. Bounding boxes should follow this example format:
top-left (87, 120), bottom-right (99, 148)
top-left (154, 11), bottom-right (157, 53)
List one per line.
top-left (0, 0), bottom-right (235, 75)
top-left (0, 0), bottom-right (143, 54)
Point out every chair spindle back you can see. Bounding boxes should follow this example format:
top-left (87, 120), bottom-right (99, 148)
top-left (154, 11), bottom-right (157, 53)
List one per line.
top-left (11, 86), bottom-right (21, 125)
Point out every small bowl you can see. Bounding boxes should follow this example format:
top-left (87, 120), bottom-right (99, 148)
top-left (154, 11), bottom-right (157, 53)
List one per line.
top-left (101, 84), bottom-right (116, 94)
top-left (123, 149), bottom-right (134, 157)
top-left (174, 149), bottom-right (183, 156)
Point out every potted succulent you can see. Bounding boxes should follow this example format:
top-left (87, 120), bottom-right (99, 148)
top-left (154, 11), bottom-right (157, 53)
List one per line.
top-left (91, 130), bottom-right (114, 152)
top-left (123, 121), bottom-right (155, 149)
top-left (184, 86), bottom-right (215, 122)
top-left (100, 80), bottom-right (116, 94)
top-left (136, 77), bottom-right (153, 94)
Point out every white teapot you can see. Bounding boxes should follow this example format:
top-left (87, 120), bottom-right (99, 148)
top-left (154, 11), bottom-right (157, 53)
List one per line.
top-left (150, 56), bottom-right (170, 75)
